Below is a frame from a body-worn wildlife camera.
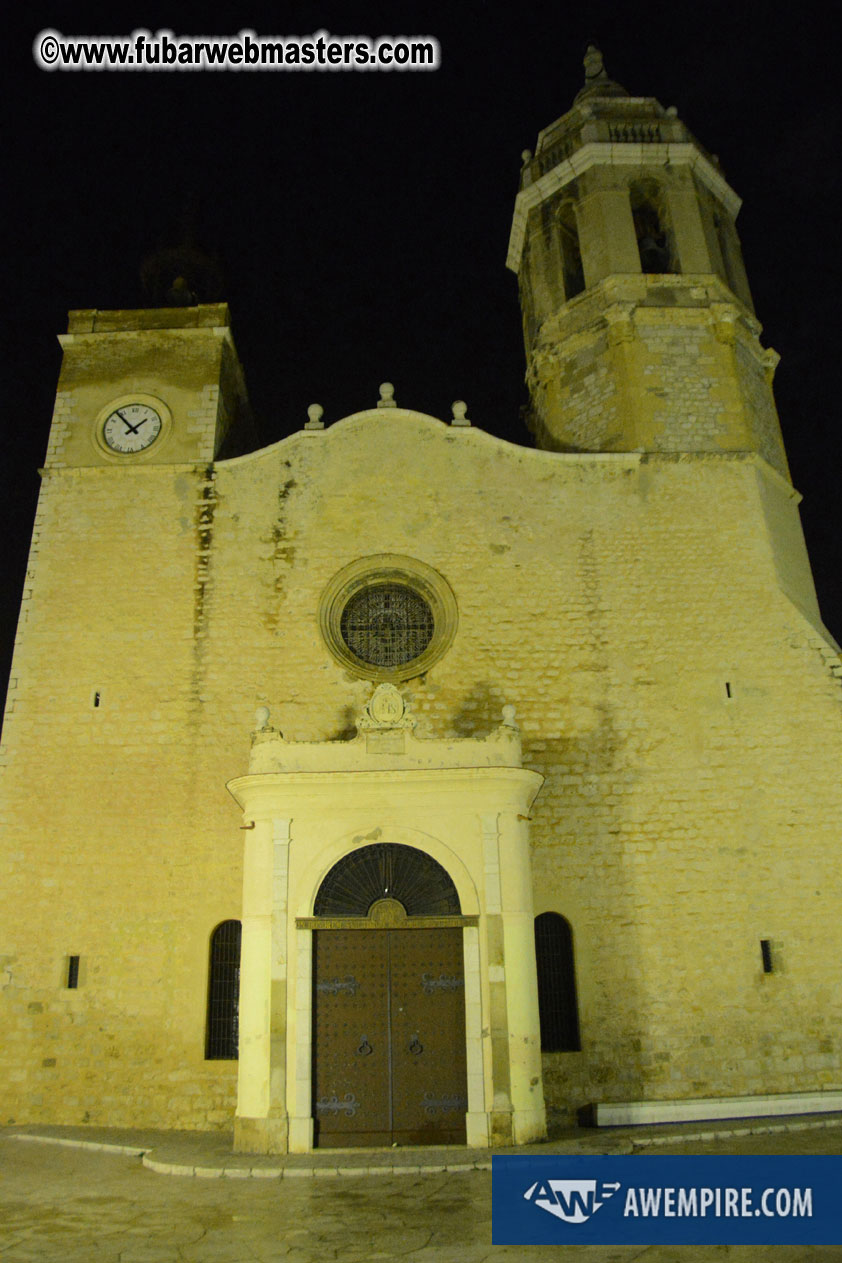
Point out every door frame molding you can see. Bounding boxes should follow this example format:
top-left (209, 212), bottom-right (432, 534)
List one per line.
top-left (296, 909), bottom-right (479, 931)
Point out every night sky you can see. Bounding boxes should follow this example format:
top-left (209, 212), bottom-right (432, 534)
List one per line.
top-left (2, 1), bottom-right (840, 708)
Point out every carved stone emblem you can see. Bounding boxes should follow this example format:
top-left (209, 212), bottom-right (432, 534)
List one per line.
top-left (358, 683), bottom-right (415, 731)
top-left (368, 898), bottom-right (408, 926)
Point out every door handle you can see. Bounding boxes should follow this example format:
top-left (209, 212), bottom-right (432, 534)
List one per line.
top-left (409, 1036), bottom-right (423, 1056)
top-left (356, 1036), bottom-right (373, 1057)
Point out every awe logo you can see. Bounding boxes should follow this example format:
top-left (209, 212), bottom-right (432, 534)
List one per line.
top-left (523, 1178), bottom-right (621, 1224)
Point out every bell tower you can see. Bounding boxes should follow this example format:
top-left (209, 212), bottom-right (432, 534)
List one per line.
top-left (509, 47), bottom-right (787, 476)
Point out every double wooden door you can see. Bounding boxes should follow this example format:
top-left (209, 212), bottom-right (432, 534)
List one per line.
top-left (312, 927), bottom-right (467, 1146)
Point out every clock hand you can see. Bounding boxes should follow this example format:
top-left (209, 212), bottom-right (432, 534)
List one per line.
top-left (116, 409), bottom-right (147, 435)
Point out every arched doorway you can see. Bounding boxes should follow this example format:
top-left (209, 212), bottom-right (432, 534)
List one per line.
top-left (310, 844), bottom-right (469, 1147)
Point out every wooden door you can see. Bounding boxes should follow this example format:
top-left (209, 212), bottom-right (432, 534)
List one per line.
top-left (312, 931), bottom-right (391, 1145)
top-left (312, 928), bottom-right (467, 1147)
top-left (389, 928), bottom-right (467, 1144)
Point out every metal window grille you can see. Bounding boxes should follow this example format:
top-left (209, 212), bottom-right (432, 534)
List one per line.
top-left (340, 583), bottom-right (434, 668)
top-left (534, 912), bottom-right (581, 1052)
top-left (314, 843), bottom-right (461, 917)
top-left (205, 920), bottom-right (241, 1059)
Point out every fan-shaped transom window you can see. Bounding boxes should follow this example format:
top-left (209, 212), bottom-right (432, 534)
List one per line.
top-left (314, 843), bottom-right (460, 917)
top-left (340, 583), bottom-right (434, 668)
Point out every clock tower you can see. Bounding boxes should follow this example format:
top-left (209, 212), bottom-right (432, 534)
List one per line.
top-left (45, 303), bottom-right (251, 470)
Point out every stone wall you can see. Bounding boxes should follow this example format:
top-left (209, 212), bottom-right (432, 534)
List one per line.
top-left (1, 411), bottom-right (840, 1129)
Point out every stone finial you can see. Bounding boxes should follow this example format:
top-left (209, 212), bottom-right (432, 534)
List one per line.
top-left (520, 148), bottom-right (533, 166)
top-left (501, 703), bottom-right (518, 729)
top-left (451, 400), bottom-right (471, 427)
top-left (583, 43), bottom-right (605, 83)
top-left (574, 43), bottom-right (627, 103)
top-left (762, 348), bottom-right (781, 383)
top-left (252, 704), bottom-right (280, 744)
top-left (305, 403), bottom-right (324, 430)
top-left (377, 382), bottom-right (397, 408)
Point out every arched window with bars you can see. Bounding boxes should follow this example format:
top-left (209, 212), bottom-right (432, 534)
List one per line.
top-left (205, 920), bottom-right (241, 1060)
top-left (534, 912), bottom-right (581, 1052)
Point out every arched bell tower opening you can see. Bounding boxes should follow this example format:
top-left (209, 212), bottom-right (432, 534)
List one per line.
top-left (629, 178), bottom-right (676, 274)
top-left (310, 844), bottom-right (469, 1147)
top-left (558, 200), bottom-right (585, 300)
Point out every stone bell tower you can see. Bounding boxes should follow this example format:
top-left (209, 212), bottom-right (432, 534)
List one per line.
top-left (508, 46), bottom-right (787, 477)
top-left (45, 236), bottom-right (253, 472)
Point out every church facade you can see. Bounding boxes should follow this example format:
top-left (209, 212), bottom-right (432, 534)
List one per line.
top-left (2, 51), bottom-right (840, 1153)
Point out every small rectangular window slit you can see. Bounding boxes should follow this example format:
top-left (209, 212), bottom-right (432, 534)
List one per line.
top-left (93, 692), bottom-right (101, 708)
top-left (760, 939), bottom-right (773, 974)
top-left (66, 955), bottom-right (80, 989)
top-left (725, 682), bottom-right (732, 698)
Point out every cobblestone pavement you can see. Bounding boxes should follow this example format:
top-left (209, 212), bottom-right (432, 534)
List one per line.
top-left (0, 1124), bottom-right (840, 1262)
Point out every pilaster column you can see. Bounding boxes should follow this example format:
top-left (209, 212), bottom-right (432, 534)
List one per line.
top-left (604, 301), bottom-right (638, 449)
top-left (481, 812), bottom-right (512, 1145)
top-left (234, 816), bottom-right (273, 1150)
top-left (234, 813), bottom-right (290, 1154)
top-left (665, 184), bottom-right (711, 272)
top-left (578, 187), bottom-right (640, 283)
top-left (269, 817), bottom-right (290, 1143)
top-left (498, 810), bottom-right (547, 1144)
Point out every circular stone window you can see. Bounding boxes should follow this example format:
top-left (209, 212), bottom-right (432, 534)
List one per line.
top-left (320, 555), bottom-right (457, 681)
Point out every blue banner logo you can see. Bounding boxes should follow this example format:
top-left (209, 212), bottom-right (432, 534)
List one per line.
top-left (493, 1156), bottom-right (842, 1245)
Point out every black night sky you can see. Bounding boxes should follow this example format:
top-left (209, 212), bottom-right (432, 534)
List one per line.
top-left (2, 1), bottom-right (840, 707)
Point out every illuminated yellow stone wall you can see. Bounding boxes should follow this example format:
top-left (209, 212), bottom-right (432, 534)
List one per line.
top-left (1, 388), bottom-right (840, 1132)
top-left (523, 273), bottom-right (789, 472)
top-left (2, 66), bottom-right (840, 1140)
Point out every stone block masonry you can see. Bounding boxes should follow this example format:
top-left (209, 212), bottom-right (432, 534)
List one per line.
top-left (1, 409), bottom-right (839, 1130)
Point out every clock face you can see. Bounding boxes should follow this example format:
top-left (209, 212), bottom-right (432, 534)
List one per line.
top-left (102, 403), bottom-right (163, 453)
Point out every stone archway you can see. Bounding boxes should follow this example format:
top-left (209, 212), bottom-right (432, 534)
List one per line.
top-left (228, 687), bottom-right (547, 1154)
